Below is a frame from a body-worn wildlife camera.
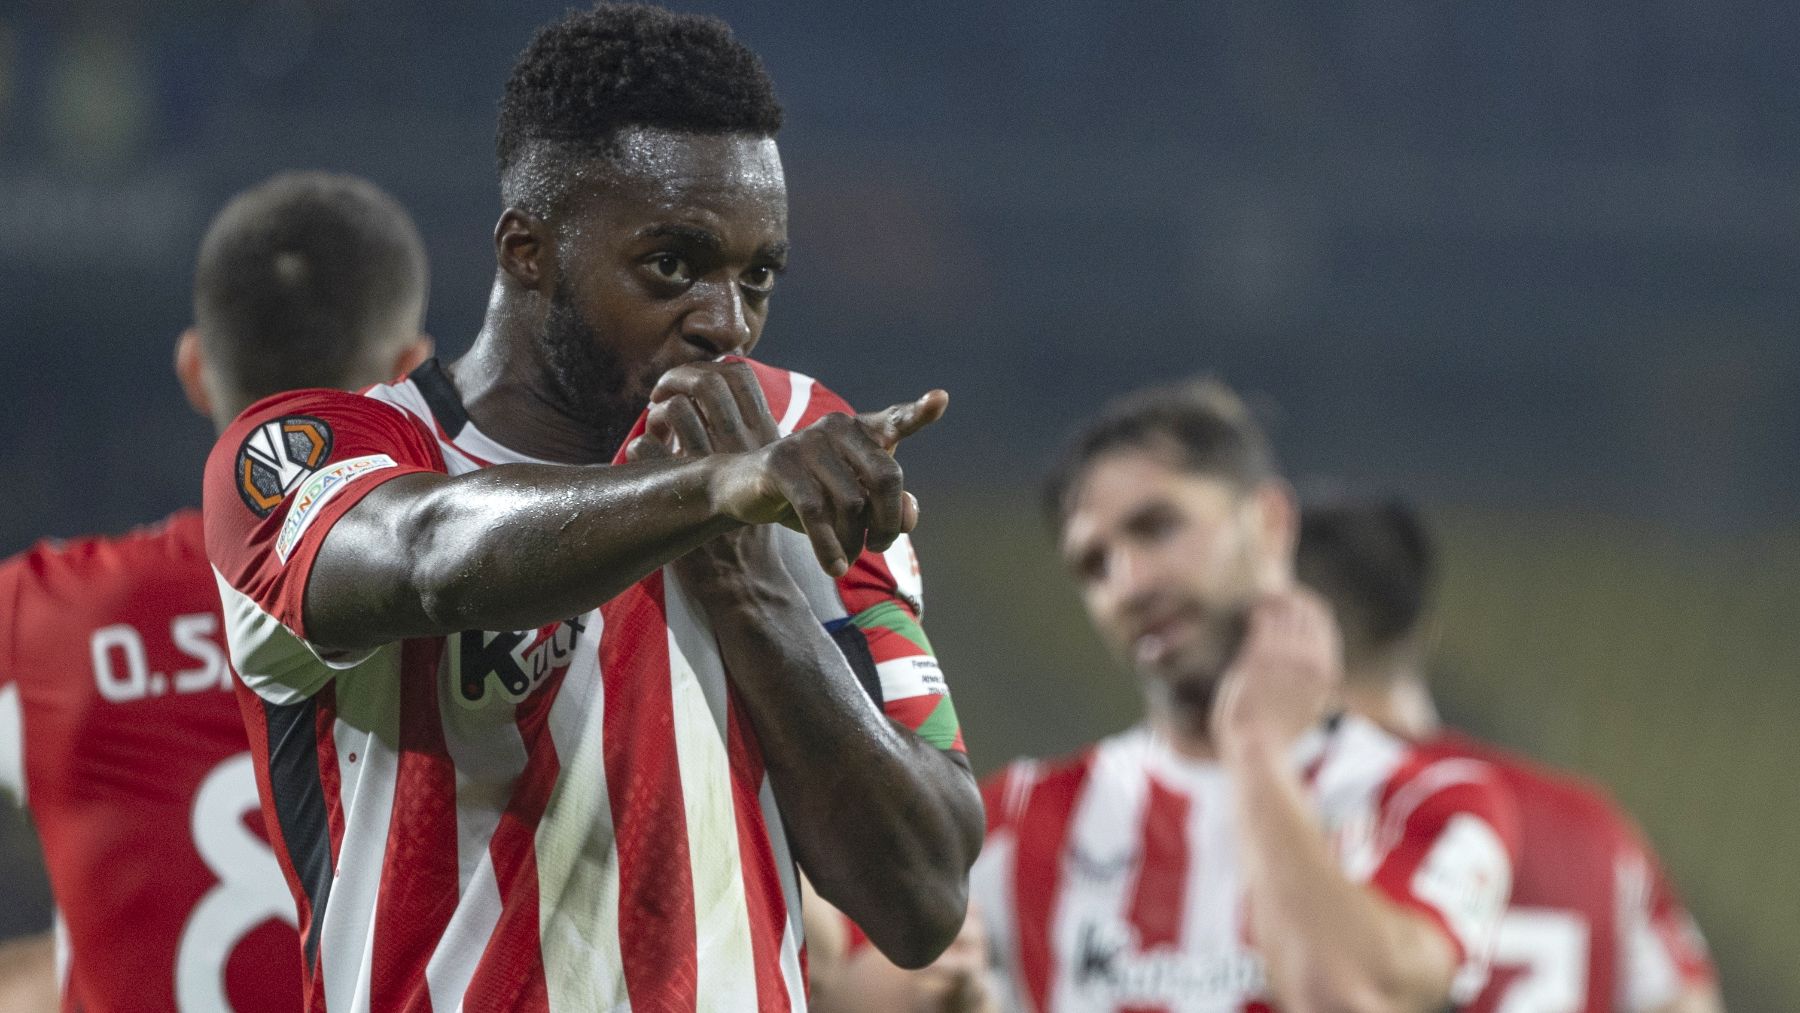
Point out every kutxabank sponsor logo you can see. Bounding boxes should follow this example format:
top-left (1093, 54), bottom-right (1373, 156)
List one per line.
top-left (454, 615), bottom-right (589, 707)
top-left (1073, 921), bottom-right (1266, 1003)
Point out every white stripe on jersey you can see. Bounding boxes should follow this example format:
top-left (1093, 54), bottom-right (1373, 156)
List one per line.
top-left (0, 683), bottom-right (23, 805)
top-left (323, 663), bottom-right (404, 1013)
top-left (425, 683), bottom-right (531, 1009)
top-left (536, 620), bottom-right (631, 1009)
top-left (758, 775), bottom-right (806, 1009)
top-left (663, 570), bottom-right (759, 1006)
top-left (212, 570), bottom-right (339, 703)
top-left (1617, 851), bottom-right (1680, 1011)
top-left (776, 373), bottom-right (816, 435)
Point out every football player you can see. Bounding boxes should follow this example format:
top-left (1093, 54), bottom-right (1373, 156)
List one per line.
top-left (0, 171), bottom-right (432, 1011)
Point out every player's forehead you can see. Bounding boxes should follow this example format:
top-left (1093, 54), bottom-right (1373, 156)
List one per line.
top-left (1059, 450), bottom-right (1240, 555)
top-left (572, 128), bottom-right (788, 234)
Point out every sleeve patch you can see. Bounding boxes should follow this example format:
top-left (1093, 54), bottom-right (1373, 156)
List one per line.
top-left (237, 415), bottom-right (335, 516)
top-left (275, 454), bottom-right (399, 562)
top-left (887, 692), bottom-right (963, 752)
top-left (1409, 812), bottom-right (1512, 967)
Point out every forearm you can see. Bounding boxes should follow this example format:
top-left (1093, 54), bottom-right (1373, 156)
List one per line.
top-left (307, 457), bottom-right (741, 650)
top-left (1227, 736), bottom-right (1451, 1013)
top-left (693, 551), bottom-right (982, 968)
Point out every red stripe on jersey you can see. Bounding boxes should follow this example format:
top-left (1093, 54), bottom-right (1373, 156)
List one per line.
top-left (314, 687), bottom-right (346, 871)
top-left (463, 680), bottom-right (562, 1012)
top-left (600, 573), bottom-right (699, 1009)
top-left (371, 639), bottom-right (460, 1013)
top-left (1126, 778), bottom-right (1191, 950)
top-left (726, 690), bottom-right (793, 1012)
top-left (1013, 750), bottom-right (1096, 1013)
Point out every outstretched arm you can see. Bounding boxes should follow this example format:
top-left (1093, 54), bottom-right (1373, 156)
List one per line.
top-left (216, 373), bottom-right (937, 655)
top-left (638, 362), bottom-right (983, 969)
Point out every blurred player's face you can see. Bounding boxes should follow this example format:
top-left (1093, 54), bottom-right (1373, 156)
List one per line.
top-left (540, 128), bottom-right (789, 446)
top-left (1060, 450), bottom-right (1293, 699)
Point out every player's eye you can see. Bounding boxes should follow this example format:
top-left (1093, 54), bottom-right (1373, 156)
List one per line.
top-left (647, 254), bottom-right (693, 285)
top-left (741, 265), bottom-right (778, 295)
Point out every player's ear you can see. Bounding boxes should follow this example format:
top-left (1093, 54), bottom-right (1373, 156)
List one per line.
top-left (1252, 479), bottom-right (1299, 587)
top-left (494, 207), bottom-right (553, 291)
top-left (174, 328), bottom-right (213, 419)
top-left (392, 334), bottom-right (435, 379)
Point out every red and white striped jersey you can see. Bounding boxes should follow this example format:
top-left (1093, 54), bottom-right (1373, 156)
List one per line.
top-left (971, 716), bottom-right (1520, 1013)
top-left (1418, 732), bottom-right (1715, 1013)
top-left (201, 357), bottom-right (961, 1012)
top-left (0, 510), bottom-right (303, 1012)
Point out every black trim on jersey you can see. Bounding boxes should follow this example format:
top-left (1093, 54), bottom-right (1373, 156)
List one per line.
top-left (408, 357), bottom-right (469, 438)
top-left (262, 696), bottom-right (333, 971)
top-left (829, 622), bottom-right (884, 708)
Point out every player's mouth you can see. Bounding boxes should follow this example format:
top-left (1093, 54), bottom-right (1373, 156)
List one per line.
top-left (1132, 609), bottom-right (1200, 667)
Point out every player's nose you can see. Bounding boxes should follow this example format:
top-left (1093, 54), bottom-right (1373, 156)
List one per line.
top-left (682, 281), bottom-right (754, 358)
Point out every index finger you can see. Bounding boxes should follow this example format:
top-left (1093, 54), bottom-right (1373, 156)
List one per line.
top-left (855, 389), bottom-right (949, 452)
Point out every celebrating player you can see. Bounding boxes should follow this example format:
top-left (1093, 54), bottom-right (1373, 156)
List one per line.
top-left (969, 379), bottom-right (1521, 1012)
top-left (202, 5), bottom-right (981, 1010)
top-left (1297, 494), bottom-right (1724, 1013)
top-left (0, 171), bottom-right (432, 1011)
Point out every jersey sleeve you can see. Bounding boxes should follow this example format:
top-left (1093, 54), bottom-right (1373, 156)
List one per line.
top-left (203, 389), bottom-right (445, 698)
top-left (1368, 757), bottom-right (1521, 1003)
top-left (1615, 815), bottom-right (1717, 1010)
top-left (780, 374), bottom-right (963, 754)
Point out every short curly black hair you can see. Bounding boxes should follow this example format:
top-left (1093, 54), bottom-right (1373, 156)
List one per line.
top-left (497, 3), bottom-right (783, 208)
top-left (1043, 377), bottom-right (1279, 531)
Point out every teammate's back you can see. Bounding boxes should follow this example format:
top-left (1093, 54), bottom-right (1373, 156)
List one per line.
top-left (0, 512), bottom-right (300, 1011)
top-left (0, 170), bottom-right (432, 1011)
top-left (1298, 492), bottom-right (1721, 1013)
top-left (1419, 731), bottom-right (1715, 1012)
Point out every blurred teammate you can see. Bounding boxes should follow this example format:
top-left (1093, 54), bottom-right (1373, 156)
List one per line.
top-left (970, 379), bottom-right (1520, 1012)
top-left (1297, 494), bottom-right (1723, 1013)
top-left (202, 6), bottom-right (979, 1010)
top-left (0, 171), bottom-right (432, 1011)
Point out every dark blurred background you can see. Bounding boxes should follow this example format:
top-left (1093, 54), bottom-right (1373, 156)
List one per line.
top-left (0, 2), bottom-right (1794, 1009)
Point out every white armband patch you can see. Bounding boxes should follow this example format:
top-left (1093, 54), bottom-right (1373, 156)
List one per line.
top-left (275, 453), bottom-right (398, 562)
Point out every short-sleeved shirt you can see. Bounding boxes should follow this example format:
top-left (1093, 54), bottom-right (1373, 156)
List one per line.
top-left (0, 509), bottom-right (302, 1012)
top-left (202, 357), bottom-right (961, 1012)
top-left (970, 715), bottom-right (1520, 1012)
top-left (1418, 732), bottom-right (1716, 1013)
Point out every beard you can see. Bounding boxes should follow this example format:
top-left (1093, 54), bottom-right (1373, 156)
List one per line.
top-left (1158, 602), bottom-right (1251, 690)
top-left (538, 276), bottom-right (655, 456)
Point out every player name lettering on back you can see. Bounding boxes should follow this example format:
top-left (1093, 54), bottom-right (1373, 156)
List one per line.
top-left (89, 614), bottom-right (231, 703)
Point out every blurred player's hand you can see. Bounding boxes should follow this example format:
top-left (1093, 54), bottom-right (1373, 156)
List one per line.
top-left (811, 903), bottom-right (1000, 1013)
top-left (627, 360), bottom-right (947, 577)
top-left (1210, 587), bottom-right (1342, 755)
top-left (904, 906), bottom-right (999, 1013)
